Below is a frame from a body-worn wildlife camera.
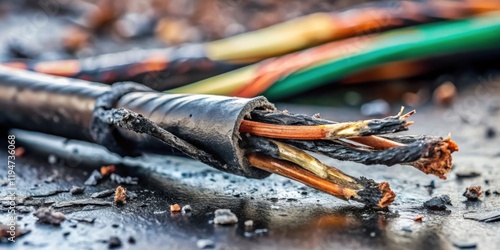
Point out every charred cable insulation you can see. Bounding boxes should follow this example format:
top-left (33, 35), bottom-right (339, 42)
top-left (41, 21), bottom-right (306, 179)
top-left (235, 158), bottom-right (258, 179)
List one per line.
top-left (0, 67), bottom-right (458, 208)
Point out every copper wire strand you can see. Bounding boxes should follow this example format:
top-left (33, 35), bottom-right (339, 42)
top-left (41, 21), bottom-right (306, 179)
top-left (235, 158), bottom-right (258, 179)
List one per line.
top-left (241, 107), bottom-right (457, 180)
top-left (271, 140), bottom-right (362, 190)
top-left (239, 109), bottom-right (415, 141)
top-left (247, 153), bottom-right (360, 201)
top-left (247, 153), bottom-right (396, 208)
top-left (348, 135), bottom-right (405, 149)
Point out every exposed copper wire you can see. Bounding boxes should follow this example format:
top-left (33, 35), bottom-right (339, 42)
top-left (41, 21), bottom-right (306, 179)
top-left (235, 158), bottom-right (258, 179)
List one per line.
top-left (247, 153), bottom-right (395, 208)
top-left (247, 153), bottom-right (359, 201)
top-left (240, 109), bottom-right (414, 141)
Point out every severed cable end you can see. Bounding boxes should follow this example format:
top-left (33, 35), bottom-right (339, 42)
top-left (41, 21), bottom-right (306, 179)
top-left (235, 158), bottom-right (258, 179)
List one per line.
top-left (411, 135), bottom-right (458, 180)
top-left (400, 110), bottom-right (416, 119)
top-left (376, 182), bottom-right (396, 208)
top-left (445, 134), bottom-right (459, 152)
top-left (403, 121), bottom-right (415, 127)
top-left (247, 153), bottom-right (396, 208)
top-left (397, 107), bottom-right (416, 126)
top-left (397, 106), bottom-right (416, 118)
top-left (352, 177), bottom-right (396, 208)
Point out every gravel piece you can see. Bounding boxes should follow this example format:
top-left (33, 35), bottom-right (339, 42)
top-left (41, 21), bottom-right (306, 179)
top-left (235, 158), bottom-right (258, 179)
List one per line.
top-left (84, 170), bottom-right (103, 186)
top-left (108, 236), bottom-right (122, 248)
top-left (463, 186), bottom-right (482, 201)
top-left (244, 220), bottom-right (254, 229)
top-left (114, 186), bottom-right (127, 204)
top-left (33, 207), bottom-right (65, 225)
top-left (181, 205), bottom-right (192, 213)
top-left (423, 195), bottom-right (452, 210)
top-left (213, 209), bottom-right (238, 225)
top-left (70, 186), bottom-right (85, 195)
top-left (170, 204), bottom-right (181, 212)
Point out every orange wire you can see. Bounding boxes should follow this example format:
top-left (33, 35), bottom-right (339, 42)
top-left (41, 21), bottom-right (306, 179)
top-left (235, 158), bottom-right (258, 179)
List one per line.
top-left (247, 153), bottom-right (356, 200)
top-left (239, 120), bottom-right (405, 149)
top-left (240, 120), bottom-right (328, 140)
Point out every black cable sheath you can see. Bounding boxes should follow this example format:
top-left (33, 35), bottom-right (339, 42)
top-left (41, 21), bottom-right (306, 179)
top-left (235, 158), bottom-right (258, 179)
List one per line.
top-left (0, 67), bottom-right (274, 178)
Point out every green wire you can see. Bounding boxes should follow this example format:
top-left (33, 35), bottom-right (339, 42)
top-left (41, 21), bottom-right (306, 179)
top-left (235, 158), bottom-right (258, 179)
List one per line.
top-left (263, 12), bottom-right (500, 99)
top-left (171, 12), bottom-right (500, 99)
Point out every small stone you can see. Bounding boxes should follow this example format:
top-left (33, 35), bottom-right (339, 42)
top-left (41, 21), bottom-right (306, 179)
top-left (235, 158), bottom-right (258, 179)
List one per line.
top-left (84, 170), bottom-right (103, 186)
top-left (196, 239), bottom-right (215, 249)
top-left (170, 204), bottom-right (181, 212)
top-left (213, 209), bottom-right (238, 225)
top-left (70, 186), bottom-right (85, 195)
top-left (114, 186), bottom-right (127, 204)
top-left (128, 236), bottom-right (136, 244)
top-left (244, 220), bottom-right (254, 228)
top-left (245, 220), bottom-right (253, 230)
top-left (463, 186), bottom-right (482, 201)
top-left (423, 195), bottom-right (452, 210)
top-left (34, 207), bottom-right (65, 225)
top-left (181, 205), bottom-right (192, 213)
top-left (108, 236), bottom-right (122, 248)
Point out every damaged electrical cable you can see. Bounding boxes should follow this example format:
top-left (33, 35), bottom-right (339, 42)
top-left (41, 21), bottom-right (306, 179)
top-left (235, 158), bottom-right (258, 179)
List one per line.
top-left (0, 67), bottom-right (458, 209)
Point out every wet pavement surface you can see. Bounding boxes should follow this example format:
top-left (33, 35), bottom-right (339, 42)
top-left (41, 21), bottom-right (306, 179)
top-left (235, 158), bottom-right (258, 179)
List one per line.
top-left (1, 81), bottom-right (500, 250)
